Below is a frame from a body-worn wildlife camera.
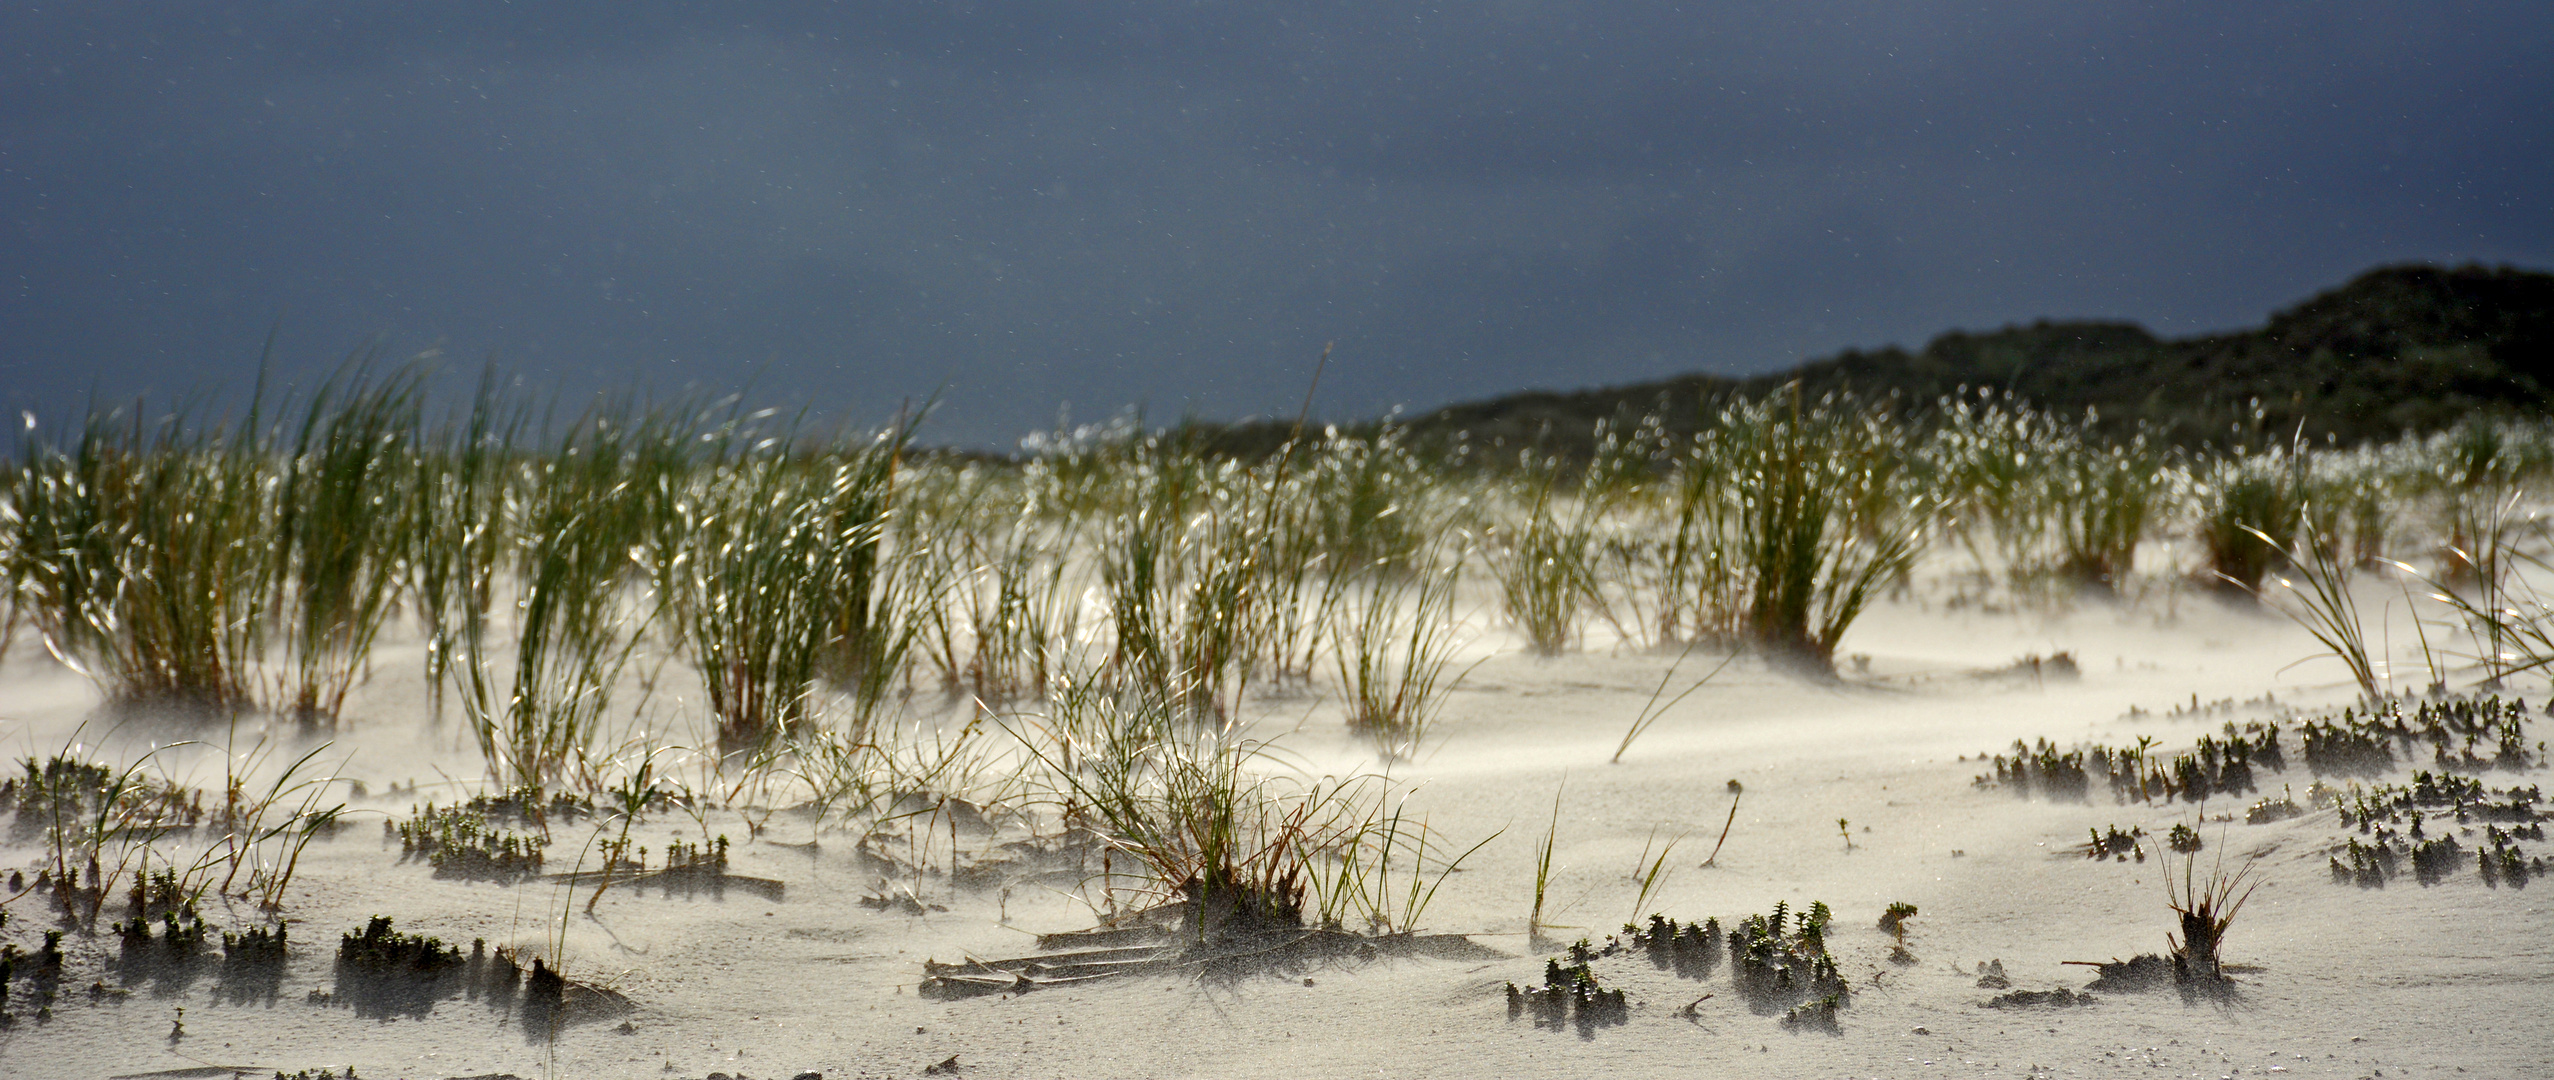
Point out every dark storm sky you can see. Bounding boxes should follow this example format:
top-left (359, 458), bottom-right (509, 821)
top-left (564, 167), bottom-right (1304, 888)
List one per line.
top-left (4, 3), bottom-right (2548, 446)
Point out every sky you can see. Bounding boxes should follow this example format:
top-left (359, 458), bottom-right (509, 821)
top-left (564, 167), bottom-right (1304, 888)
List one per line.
top-left (3, 2), bottom-right (2548, 447)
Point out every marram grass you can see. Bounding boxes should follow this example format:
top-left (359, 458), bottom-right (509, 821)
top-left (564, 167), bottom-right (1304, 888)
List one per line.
top-left (14, 370), bottom-right (2554, 926)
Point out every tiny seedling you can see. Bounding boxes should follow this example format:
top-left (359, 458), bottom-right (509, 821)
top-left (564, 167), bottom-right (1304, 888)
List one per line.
top-left (1530, 778), bottom-right (1565, 947)
top-left (1700, 780), bottom-right (1743, 868)
top-left (1878, 901), bottom-right (1917, 941)
top-left (1627, 826), bottom-right (1685, 925)
top-left (586, 750), bottom-right (668, 913)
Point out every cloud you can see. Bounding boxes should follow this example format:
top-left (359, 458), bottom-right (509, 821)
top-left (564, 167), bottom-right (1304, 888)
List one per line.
top-left (2, 2), bottom-right (2547, 445)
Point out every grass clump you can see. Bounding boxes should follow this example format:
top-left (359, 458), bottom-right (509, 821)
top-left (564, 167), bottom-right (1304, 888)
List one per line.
top-left (1713, 390), bottom-right (1921, 672)
top-left (450, 402), bottom-right (682, 794)
top-left (666, 422), bottom-right (911, 758)
top-left (1488, 467), bottom-right (1600, 657)
top-left (2164, 854), bottom-right (2257, 984)
top-left (2251, 510), bottom-right (2381, 700)
top-left (406, 369), bottom-right (523, 713)
top-left (1331, 550), bottom-right (1466, 761)
top-left (271, 362), bottom-right (423, 724)
top-left (1028, 673), bottom-right (1481, 946)
top-left (2051, 435), bottom-right (2169, 592)
top-left (6, 406), bottom-right (275, 714)
top-left (2198, 453), bottom-right (2304, 594)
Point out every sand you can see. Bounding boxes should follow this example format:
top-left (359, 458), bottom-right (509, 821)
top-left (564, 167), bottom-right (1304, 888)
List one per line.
top-left (1, 564), bottom-right (2548, 1080)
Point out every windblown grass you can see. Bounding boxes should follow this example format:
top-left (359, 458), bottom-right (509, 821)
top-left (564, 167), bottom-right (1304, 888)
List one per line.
top-left (272, 361), bottom-right (422, 723)
top-left (2052, 436), bottom-right (2170, 592)
top-left (1929, 392), bottom-right (2067, 586)
top-left (1716, 389), bottom-right (1923, 671)
top-left (1331, 546), bottom-right (1467, 761)
top-left (407, 368), bottom-right (526, 709)
top-left (2200, 452), bottom-right (2304, 594)
top-left (11, 363), bottom-right (2554, 937)
top-left (9, 405), bottom-right (275, 712)
top-left (1022, 668), bottom-right (1478, 939)
top-left (1488, 466), bottom-right (1599, 657)
top-left (2255, 513), bottom-right (2382, 700)
top-left (666, 420), bottom-right (913, 758)
top-left (451, 400), bottom-right (683, 793)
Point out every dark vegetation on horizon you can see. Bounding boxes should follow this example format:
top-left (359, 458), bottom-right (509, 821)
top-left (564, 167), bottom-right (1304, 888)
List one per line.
top-left (1176, 263), bottom-right (2554, 463)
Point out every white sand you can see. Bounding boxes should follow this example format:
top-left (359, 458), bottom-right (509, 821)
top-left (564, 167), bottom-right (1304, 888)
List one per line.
top-left (1, 571), bottom-right (2548, 1080)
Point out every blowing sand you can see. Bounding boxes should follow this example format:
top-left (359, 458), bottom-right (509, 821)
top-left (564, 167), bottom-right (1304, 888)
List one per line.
top-left (2, 568), bottom-right (2548, 1080)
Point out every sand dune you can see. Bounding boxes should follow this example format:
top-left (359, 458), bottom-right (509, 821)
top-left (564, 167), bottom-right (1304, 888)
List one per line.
top-left (2, 561), bottom-right (2546, 1080)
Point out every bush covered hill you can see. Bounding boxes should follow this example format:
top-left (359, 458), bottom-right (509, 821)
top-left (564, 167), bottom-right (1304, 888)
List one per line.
top-left (1181, 263), bottom-right (2554, 462)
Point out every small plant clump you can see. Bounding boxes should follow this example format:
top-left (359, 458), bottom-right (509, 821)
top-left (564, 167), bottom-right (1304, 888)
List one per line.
top-left (391, 802), bottom-right (549, 882)
top-left (1981, 723), bottom-right (2284, 804)
top-left (1984, 987), bottom-right (2096, 1008)
top-left (1632, 914), bottom-right (1724, 978)
top-left (0, 931), bottom-right (69, 1024)
top-left (125, 868), bottom-right (204, 922)
top-left (1978, 697), bottom-right (2549, 890)
top-left (2478, 825), bottom-right (2546, 887)
top-left (207, 921), bottom-right (293, 1006)
top-left (7, 754), bottom-right (206, 825)
top-left (657, 834), bottom-right (730, 875)
top-left (2245, 792), bottom-right (2304, 824)
top-left (1727, 901), bottom-right (1851, 1028)
top-left (113, 907), bottom-right (210, 962)
top-left (2327, 775), bottom-right (2547, 887)
top-left (2302, 698), bottom-right (2538, 777)
top-left (1505, 940), bottom-right (1630, 1032)
top-left (1876, 902), bottom-right (1917, 937)
top-left (2298, 716), bottom-right (2396, 777)
top-left (1983, 695), bottom-right (2541, 807)
top-left (224, 923), bottom-right (289, 966)
top-left (2337, 773), bottom-right (2538, 829)
top-left (2081, 952), bottom-right (2175, 992)
top-left (7, 755), bottom-right (206, 921)
top-left (1500, 904), bottom-right (1848, 1033)
top-left (320, 919), bottom-right (546, 1021)
top-left (336, 916), bottom-right (464, 975)
top-left (2085, 826), bottom-right (2147, 861)
top-left (587, 834), bottom-right (770, 902)
top-left (2329, 835), bottom-right (2401, 887)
